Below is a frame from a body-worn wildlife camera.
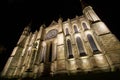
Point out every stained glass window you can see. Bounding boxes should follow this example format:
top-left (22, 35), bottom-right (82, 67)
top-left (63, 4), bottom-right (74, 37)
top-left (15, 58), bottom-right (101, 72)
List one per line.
top-left (76, 37), bottom-right (87, 56)
top-left (45, 29), bottom-right (58, 40)
top-left (82, 22), bottom-right (89, 30)
top-left (67, 39), bottom-right (73, 58)
top-left (66, 28), bottom-right (69, 35)
top-left (87, 34), bottom-right (99, 54)
top-left (74, 25), bottom-right (79, 33)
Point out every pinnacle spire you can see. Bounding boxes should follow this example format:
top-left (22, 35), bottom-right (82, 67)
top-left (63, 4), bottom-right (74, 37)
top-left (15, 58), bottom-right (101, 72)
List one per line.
top-left (28, 19), bottom-right (32, 27)
top-left (80, 0), bottom-right (89, 9)
top-left (25, 19), bottom-right (32, 31)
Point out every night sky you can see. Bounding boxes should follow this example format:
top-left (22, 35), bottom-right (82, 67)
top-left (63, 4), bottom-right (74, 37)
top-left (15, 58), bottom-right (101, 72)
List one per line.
top-left (0, 0), bottom-right (120, 73)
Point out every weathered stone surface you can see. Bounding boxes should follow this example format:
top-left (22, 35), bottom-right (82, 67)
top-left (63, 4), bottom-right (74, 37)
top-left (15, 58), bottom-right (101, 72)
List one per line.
top-left (106, 50), bottom-right (120, 65)
top-left (67, 59), bottom-right (77, 70)
top-left (57, 33), bottom-right (64, 45)
top-left (57, 45), bottom-right (65, 60)
top-left (6, 67), bottom-right (16, 77)
top-left (57, 60), bottom-right (66, 71)
top-left (80, 57), bottom-right (93, 71)
top-left (92, 22), bottom-right (110, 36)
top-left (94, 54), bottom-right (109, 68)
top-left (9, 48), bottom-right (23, 67)
top-left (99, 34), bottom-right (120, 51)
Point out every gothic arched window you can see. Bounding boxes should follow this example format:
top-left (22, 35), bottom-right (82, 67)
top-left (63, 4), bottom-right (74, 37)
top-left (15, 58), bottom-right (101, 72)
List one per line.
top-left (74, 25), bottom-right (79, 33)
top-left (87, 34), bottom-right (99, 54)
top-left (76, 37), bottom-right (87, 56)
top-left (67, 39), bottom-right (73, 59)
top-left (66, 28), bottom-right (69, 35)
top-left (82, 22), bottom-right (89, 31)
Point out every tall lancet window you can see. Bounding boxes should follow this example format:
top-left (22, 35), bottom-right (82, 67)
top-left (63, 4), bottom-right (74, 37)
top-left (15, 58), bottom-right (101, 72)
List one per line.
top-left (67, 39), bottom-right (74, 59)
top-left (66, 28), bottom-right (70, 35)
top-left (87, 34), bottom-right (99, 54)
top-left (76, 37), bottom-right (87, 56)
top-left (74, 25), bottom-right (79, 33)
top-left (82, 22), bottom-right (89, 30)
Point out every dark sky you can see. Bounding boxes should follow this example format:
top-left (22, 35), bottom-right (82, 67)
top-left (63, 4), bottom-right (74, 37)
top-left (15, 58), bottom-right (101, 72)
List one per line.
top-left (0, 0), bottom-right (120, 72)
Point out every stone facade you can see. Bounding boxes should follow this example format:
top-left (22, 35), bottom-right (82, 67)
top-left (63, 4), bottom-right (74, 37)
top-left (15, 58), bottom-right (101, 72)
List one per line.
top-left (1, 0), bottom-right (120, 79)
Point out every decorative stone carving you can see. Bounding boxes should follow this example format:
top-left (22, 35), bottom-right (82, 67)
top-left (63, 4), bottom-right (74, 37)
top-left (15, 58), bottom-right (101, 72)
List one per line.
top-left (45, 29), bottom-right (58, 40)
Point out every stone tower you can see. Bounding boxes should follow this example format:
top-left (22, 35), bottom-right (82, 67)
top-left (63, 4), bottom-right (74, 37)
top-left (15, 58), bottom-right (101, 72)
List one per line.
top-left (1, 0), bottom-right (120, 79)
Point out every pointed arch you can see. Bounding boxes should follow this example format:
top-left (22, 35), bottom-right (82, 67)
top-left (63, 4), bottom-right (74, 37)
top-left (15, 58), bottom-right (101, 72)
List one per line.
top-left (66, 28), bottom-right (69, 35)
top-left (87, 34), bottom-right (99, 54)
top-left (82, 22), bottom-right (89, 31)
top-left (67, 39), bottom-right (73, 59)
top-left (74, 25), bottom-right (79, 33)
top-left (76, 37), bottom-right (87, 56)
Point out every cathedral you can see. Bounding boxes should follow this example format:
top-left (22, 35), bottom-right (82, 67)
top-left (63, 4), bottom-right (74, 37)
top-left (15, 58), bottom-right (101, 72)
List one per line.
top-left (1, 0), bottom-right (120, 79)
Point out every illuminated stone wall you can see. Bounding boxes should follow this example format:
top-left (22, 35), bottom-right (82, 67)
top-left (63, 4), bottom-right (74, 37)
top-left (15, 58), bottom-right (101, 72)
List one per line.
top-left (1, 1), bottom-right (120, 79)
